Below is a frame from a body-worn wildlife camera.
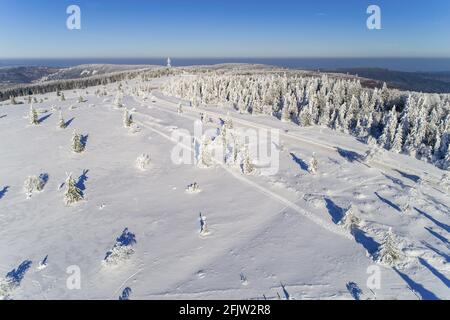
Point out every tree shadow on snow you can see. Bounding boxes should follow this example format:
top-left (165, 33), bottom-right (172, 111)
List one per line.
top-left (0, 115), bottom-right (7, 119)
top-left (290, 153), bottom-right (308, 172)
top-left (324, 198), bottom-right (345, 224)
top-left (280, 283), bottom-right (290, 300)
top-left (393, 268), bottom-right (440, 300)
top-left (6, 260), bottom-right (32, 286)
top-left (76, 170), bottom-right (89, 192)
top-left (393, 169), bottom-right (420, 183)
top-left (415, 208), bottom-right (450, 233)
top-left (38, 113), bottom-right (52, 124)
top-left (116, 228), bottom-right (137, 246)
top-left (64, 117), bottom-right (75, 128)
top-left (418, 258), bottom-right (450, 288)
top-left (336, 147), bottom-right (362, 163)
top-left (351, 228), bottom-right (380, 256)
top-left (346, 282), bottom-right (363, 300)
top-left (424, 227), bottom-right (450, 247)
top-left (0, 186), bottom-right (9, 200)
top-left (382, 173), bottom-right (410, 189)
top-left (80, 134), bottom-right (89, 148)
top-left (374, 192), bottom-right (401, 213)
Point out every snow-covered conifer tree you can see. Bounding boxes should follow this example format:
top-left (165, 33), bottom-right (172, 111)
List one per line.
top-left (281, 100), bottom-right (291, 123)
top-left (60, 92), bottom-right (66, 101)
top-left (114, 92), bottom-right (124, 108)
top-left (309, 153), bottom-right (318, 174)
top-left (123, 109), bottom-right (133, 128)
top-left (29, 105), bottom-right (39, 125)
top-left (177, 103), bottom-right (183, 114)
top-left (197, 135), bottom-right (212, 168)
top-left (199, 213), bottom-right (210, 236)
top-left (376, 228), bottom-right (401, 266)
top-left (71, 130), bottom-right (85, 153)
top-left (10, 96), bottom-right (17, 105)
top-left (338, 205), bottom-right (360, 231)
top-left (64, 174), bottom-right (83, 205)
top-left (241, 147), bottom-right (254, 175)
top-left (58, 110), bottom-right (66, 129)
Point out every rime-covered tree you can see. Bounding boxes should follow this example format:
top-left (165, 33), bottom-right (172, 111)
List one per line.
top-left (29, 105), bottom-right (39, 125)
top-left (64, 174), bottom-right (83, 205)
top-left (309, 153), bottom-right (318, 174)
top-left (123, 109), bottom-right (133, 128)
top-left (71, 130), bottom-right (85, 153)
top-left (59, 110), bottom-right (66, 129)
top-left (338, 205), bottom-right (360, 231)
top-left (376, 228), bottom-right (401, 266)
top-left (241, 147), bottom-right (254, 175)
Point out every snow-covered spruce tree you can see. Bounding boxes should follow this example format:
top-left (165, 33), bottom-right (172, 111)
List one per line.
top-left (78, 95), bottom-right (85, 103)
top-left (241, 147), bottom-right (254, 175)
top-left (24, 175), bottom-right (47, 199)
top-left (199, 213), bottom-right (210, 236)
top-left (123, 109), bottom-right (133, 128)
top-left (10, 96), bottom-right (17, 105)
top-left (71, 130), bottom-right (85, 153)
top-left (308, 153), bottom-right (318, 174)
top-left (338, 205), bottom-right (360, 231)
top-left (29, 105), bottom-right (39, 125)
top-left (114, 92), bottom-right (124, 108)
top-left (177, 103), bottom-right (183, 114)
top-left (281, 101), bottom-right (291, 123)
top-left (135, 154), bottom-right (150, 171)
top-left (58, 110), bottom-right (66, 129)
top-left (60, 92), bottom-right (66, 101)
top-left (64, 174), bottom-right (83, 205)
top-left (376, 228), bottom-right (401, 266)
top-left (197, 135), bottom-right (212, 168)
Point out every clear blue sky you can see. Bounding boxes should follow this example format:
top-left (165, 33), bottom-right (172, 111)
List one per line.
top-left (0, 0), bottom-right (449, 58)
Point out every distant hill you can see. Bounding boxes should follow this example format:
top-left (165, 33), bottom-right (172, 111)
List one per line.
top-left (0, 66), bottom-right (59, 88)
top-left (330, 68), bottom-right (450, 93)
top-left (0, 64), bottom-right (154, 89)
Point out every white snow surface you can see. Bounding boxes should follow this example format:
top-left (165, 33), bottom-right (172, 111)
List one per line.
top-left (0, 75), bottom-right (449, 300)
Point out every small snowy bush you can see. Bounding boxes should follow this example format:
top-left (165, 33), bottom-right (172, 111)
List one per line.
top-left (186, 182), bottom-right (201, 194)
top-left (103, 228), bottom-right (136, 266)
top-left (24, 174), bottom-right (48, 199)
top-left (135, 154), bottom-right (151, 171)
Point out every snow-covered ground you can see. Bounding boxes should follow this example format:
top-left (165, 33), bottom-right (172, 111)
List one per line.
top-left (0, 75), bottom-right (449, 300)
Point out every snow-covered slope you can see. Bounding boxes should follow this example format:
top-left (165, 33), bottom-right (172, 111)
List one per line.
top-left (0, 75), bottom-right (449, 300)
